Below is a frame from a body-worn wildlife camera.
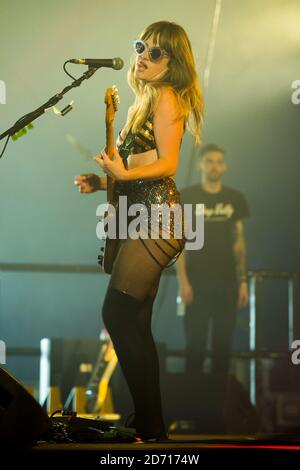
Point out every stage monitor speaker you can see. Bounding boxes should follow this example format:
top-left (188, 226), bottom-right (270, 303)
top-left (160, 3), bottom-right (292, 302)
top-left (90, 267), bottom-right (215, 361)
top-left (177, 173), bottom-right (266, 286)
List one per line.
top-left (0, 367), bottom-right (50, 449)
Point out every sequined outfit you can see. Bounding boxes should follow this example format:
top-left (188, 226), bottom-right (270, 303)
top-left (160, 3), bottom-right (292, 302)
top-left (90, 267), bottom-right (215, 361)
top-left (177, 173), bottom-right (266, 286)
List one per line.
top-left (113, 115), bottom-right (186, 268)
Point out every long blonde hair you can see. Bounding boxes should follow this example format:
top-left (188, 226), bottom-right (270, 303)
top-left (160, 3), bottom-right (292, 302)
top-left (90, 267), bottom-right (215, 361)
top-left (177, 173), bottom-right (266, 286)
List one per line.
top-left (125, 21), bottom-right (204, 145)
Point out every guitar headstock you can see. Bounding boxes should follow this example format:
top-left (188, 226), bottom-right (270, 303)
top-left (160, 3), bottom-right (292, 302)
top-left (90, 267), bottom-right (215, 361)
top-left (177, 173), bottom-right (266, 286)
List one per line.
top-left (104, 85), bottom-right (120, 125)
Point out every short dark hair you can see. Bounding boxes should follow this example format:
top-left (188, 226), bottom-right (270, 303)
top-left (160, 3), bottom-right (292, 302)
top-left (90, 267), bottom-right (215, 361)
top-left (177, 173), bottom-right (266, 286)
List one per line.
top-left (199, 143), bottom-right (225, 159)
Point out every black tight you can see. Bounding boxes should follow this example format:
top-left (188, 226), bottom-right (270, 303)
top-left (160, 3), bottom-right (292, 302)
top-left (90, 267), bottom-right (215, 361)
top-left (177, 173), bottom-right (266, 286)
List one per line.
top-left (102, 235), bottom-right (184, 439)
top-left (108, 232), bottom-right (184, 300)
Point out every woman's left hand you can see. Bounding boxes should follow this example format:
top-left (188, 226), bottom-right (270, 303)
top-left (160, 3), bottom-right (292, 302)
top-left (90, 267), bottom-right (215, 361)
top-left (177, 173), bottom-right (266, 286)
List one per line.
top-left (94, 147), bottom-right (127, 181)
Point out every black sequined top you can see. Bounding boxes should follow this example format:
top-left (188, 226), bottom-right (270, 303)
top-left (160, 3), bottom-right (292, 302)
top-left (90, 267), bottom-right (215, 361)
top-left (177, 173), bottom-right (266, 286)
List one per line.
top-left (116, 114), bottom-right (157, 160)
top-left (113, 113), bottom-right (187, 248)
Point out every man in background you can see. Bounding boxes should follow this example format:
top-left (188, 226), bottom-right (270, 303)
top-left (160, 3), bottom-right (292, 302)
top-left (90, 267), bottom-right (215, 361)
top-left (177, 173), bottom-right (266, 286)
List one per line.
top-left (176, 143), bottom-right (250, 430)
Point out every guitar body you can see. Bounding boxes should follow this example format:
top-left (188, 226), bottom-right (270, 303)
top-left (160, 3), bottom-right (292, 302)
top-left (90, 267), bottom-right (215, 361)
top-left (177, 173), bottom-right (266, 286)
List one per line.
top-left (97, 86), bottom-right (121, 274)
top-left (101, 201), bottom-right (119, 274)
top-left (102, 239), bottom-right (119, 275)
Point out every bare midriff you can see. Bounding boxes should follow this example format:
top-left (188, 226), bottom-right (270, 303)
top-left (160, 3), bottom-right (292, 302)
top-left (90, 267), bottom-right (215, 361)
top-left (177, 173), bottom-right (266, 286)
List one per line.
top-left (125, 148), bottom-right (175, 180)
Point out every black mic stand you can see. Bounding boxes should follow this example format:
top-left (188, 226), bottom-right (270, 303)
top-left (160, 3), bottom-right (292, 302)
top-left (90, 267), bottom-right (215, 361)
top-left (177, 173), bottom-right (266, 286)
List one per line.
top-left (0, 66), bottom-right (98, 157)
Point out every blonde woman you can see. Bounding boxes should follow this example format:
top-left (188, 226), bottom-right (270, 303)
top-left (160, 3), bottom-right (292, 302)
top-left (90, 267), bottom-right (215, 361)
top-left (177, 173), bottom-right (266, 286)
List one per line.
top-left (75, 20), bottom-right (204, 442)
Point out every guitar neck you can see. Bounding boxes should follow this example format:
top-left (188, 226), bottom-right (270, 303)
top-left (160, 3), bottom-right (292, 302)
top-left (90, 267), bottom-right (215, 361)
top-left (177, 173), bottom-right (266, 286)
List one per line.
top-left (106, 123), bottom-right (115, 203)
top-left (104, 85), bottom-right (120, 205)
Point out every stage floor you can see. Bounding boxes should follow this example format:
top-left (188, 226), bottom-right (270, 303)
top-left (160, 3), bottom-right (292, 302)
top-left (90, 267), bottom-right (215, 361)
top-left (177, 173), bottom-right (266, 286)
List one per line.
top-left (9, 433), bottom-right (300, 467)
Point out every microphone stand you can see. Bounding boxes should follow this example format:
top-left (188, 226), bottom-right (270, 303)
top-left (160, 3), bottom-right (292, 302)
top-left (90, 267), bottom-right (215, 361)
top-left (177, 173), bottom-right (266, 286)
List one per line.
top-left (0, 66), bottom-right (98, 154)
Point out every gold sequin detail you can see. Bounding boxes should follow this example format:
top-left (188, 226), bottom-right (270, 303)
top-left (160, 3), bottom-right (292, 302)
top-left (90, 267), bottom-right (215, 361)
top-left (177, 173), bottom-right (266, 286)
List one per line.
top-left (136, 129), bottom-right (155, 142)
top-left (113, 177), bottom-right (186, 245)
top-left (144, 119), bottom-right (153, 129)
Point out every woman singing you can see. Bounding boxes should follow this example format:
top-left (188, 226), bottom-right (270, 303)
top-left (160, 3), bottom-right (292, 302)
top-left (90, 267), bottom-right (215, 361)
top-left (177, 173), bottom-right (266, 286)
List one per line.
top-left (75, 20), bottom-right (204, 442)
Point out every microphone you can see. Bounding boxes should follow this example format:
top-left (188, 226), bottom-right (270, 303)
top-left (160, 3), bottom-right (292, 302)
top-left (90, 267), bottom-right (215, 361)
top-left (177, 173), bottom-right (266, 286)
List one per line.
top-left (69, 57), bottom-right (124, 70)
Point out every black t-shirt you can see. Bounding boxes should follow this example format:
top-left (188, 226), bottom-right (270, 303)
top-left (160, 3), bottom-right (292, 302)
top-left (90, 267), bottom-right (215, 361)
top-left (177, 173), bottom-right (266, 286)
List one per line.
top-left (180, 184), bottom-right (250, 281)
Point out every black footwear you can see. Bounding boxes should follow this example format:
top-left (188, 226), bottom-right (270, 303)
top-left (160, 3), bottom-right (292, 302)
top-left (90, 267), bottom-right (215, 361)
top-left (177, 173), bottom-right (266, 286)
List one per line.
top-left (134, 430), bottom-right (170, 443)
top-left (124, 412), bottom-right (136, 429)
top-left (142, 436), bottom-right (171, 443)
top-left (125, 412), bottom-right (170, 443)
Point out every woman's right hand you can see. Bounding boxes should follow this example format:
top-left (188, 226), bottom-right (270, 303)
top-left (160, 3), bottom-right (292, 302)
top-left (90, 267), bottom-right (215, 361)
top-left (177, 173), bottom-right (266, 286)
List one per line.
top-left (74, 173), bottom-right (103, 193)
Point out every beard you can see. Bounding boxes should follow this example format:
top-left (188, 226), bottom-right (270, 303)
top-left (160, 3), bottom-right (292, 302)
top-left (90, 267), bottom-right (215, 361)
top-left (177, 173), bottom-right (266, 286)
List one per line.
top-left (206, 173), bottom-right (221, 182)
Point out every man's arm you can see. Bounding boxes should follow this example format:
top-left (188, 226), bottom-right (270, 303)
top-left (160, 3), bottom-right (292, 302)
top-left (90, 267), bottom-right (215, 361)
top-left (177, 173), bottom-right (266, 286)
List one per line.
top-left (232, 220), bottom-right (248, 283)
top-left (175, 250), bottom-right (194, 304)
top-left (176, 250), bottom-right (189, 283)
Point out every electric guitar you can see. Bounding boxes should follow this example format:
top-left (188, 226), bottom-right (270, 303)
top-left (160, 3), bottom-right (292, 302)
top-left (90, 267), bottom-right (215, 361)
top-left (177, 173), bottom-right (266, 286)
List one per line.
top-left (98, 85), bottom-right (121, 274)
top-left (85, 328), bottom-right (118, 414)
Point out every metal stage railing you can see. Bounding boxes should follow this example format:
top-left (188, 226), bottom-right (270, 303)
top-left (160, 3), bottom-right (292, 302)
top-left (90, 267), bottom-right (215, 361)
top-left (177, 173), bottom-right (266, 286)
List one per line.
top-left (247, 270), bottom-right (299, 416)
